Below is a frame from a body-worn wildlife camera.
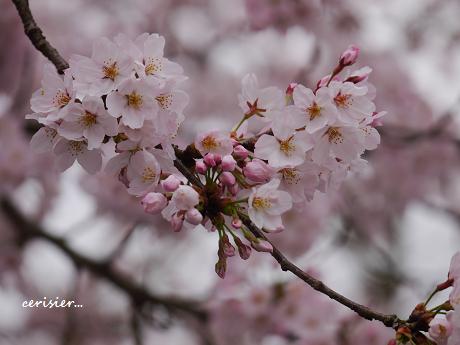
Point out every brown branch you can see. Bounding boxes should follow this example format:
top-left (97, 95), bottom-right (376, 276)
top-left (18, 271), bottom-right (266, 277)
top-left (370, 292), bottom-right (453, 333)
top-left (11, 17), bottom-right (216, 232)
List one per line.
top-left (11, 0), bottom-right (69, 74)
top-left (237, 211), bottom-right (403, 329)
top-left (0, 198), bottom-right (207, 320)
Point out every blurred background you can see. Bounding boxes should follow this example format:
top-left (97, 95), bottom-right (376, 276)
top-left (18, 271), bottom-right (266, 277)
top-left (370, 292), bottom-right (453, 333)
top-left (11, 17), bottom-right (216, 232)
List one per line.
top-left (1, 0), bottom-right (460, 344)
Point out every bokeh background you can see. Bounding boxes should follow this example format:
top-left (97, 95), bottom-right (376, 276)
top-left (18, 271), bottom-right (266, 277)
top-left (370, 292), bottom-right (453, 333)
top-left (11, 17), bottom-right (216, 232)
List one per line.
top-left (1, 0), bottom-right (460, 344)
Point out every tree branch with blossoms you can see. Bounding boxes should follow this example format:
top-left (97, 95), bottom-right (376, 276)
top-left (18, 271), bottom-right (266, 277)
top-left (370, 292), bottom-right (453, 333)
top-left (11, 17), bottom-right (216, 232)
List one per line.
top-left (11, 1), bottom-right (460, 344)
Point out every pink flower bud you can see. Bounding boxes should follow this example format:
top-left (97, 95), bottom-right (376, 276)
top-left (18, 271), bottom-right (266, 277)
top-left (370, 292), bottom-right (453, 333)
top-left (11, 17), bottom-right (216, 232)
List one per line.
top-left (231, 218), bottom-right (242, 229)
top-left (195, 159), bottom-right (207, 174)
top-left (185, 208), bottom-right (203, 225)
top-left (214, 154), bottom-right (222, 165)
top-left (316, 75), bottom-right (331, 89)
top-left (345, 66), bottom-right (372, 84)
top-left (235, 237), bottom-right (251, 260)
top-left (204, 153), bottom-right (217, 167)
top-left (339, 44), bottom-right (359, 66)
top-left (243, 159), bottom-right (275, 183)
top-left (219, 235), bottom-right (235, 257)
top-left (221, 155), bottom-right (237, 171)
top-left (172, 185), bottom-right (200, 210)
top-left (141, 192), bottom-right (168, 214)
top-left (251, 239), bottom-right (273, 253)
top-left (161, 175), bottom-right (181, 192)
top-left (215, 259), bottom-right (226, 279)
top-left (233, 145), bottom-right (249, 160)
top-left (219, 172), bottom-right (236, 187)
top-left (285, 83), bottom-right (297, 97)
top-left (171, 213), bottom-right (184, 232)
top-left (228, 183), bottom-right (239, 196)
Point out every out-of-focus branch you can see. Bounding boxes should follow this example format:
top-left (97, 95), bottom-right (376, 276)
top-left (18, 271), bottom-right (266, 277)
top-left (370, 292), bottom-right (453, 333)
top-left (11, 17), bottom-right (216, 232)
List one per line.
top-left (237, 211), bottom-right (403, 329)
top-left (11, 0), bottom-right (69, 73)
top-left (0, 198), bottom-right (207, 320)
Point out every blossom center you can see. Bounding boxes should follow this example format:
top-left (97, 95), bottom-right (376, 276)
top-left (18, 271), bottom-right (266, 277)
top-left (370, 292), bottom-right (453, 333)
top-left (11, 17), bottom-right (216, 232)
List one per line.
top-left (80, 111), bottom-right (98, 128)
top-left (252, 197), bottom-right (271, 210)
top-left (102, 61), bottom-right (119, 81)
top-left (68, 141), bottom-right (84, 156)
top-left (141, 167), bottom-right (157, 183)
top-left (126, 91), bottom-right (143, 109)
top-left (280, 168), bottom-right (300, 185)
top-left (279, 137), bottom-right (295, 156)
top-left (327, 127), bottom-right (344, 144)
top-left (307, 102), bottom-right (322, 120)
top-left (201, 135), bottom-right (219, 150)
top-left (53, 91), bottom-right (71, 108)
top-left (156, 94), bottom-right (173, 110)
top-left (334, 93), bottom-right (352, 109)
top-left (145, 57), bottom-right (162, 76)
top-left (45, 127), bottom-right (57, 139)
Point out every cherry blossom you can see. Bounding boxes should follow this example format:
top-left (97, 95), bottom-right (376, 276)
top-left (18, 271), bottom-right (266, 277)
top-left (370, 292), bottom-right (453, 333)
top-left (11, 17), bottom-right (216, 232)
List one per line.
top-left (328, 80), bottom-right (375, 125)
top-left (58, 96), bottom-right (118, 149)
top-left (293, 85), bottom-right (337, 133)
top-left (195, 130), bottom-right (233, 156)
top-left (248, 178), bottom-right (292, 231)
top-left (69, 37), bottom-right (133, 97)
top-left (238, 73), bottom-right (284, 124)
top-left (115, 33), bottom-right (185, 86)
top-left (126, 150), bottom-right (161, 196)
top-left (106, 77), bottom-right (158, 129)
top-left (254, 117), bottom-right (314, 168)
top-left (30, 64), bottom-right (75, 121)
top-left (53, 138), bottom-right (102, 174)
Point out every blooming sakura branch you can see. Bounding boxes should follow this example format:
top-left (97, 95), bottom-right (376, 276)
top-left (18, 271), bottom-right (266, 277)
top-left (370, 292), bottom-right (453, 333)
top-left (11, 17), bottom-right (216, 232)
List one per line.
top-left (27, 37), bottom-right (384, 279)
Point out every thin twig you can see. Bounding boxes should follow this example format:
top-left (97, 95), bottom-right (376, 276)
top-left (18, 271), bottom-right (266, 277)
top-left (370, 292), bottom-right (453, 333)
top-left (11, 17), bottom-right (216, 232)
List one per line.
top-left (11, 0), bottom-right (69, 73)
top-left (238, 211), bottom-right (403, 329)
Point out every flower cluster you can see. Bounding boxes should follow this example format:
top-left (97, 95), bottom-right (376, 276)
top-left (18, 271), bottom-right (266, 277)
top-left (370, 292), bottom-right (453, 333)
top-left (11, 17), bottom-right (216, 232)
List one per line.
top-left (27, 38), bottom-right (384, 278)
top-left (391, 251), bottom-right (460, 345)
top-left (28, 33), bottom-right (187, 175)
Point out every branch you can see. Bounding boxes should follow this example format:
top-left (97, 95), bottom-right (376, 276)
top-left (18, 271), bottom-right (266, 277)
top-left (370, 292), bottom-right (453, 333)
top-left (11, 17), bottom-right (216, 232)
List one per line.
top-left (237, 211), bottom-right (402, 328)
top-left (0, 197), bottom-right (206, 320)
top-left (11, 0), bottom-right (69, 74)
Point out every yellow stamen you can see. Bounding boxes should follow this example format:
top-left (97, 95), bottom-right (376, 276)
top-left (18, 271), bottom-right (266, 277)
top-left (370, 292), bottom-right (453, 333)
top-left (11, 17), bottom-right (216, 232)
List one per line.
top-left (280, 168), bottom-right (300, 185)
top-left (102, 61), bottom-right (119, 81)
top-left (80, 111), bottom-right (97, 128)
top-left (327, 127), bottom-right (344, 144)
top-left (201, 135), bottom-right (219, 150)
top-left (126, 91), bottom-right (143, 109)
top-left (156, 94), bottom-right (173, 110)
top-left (142, 167), bottom-right (156, 183)
top-left (334, 93), bottom-right (352, 109)
top-left (68, 141), bottom-right (84, 156)
top-left (252, 197), bottom-right (272, 210)
top-left (53, 91), bottom-right (71, 108)
top-left (307, 102), bottom-right (322, 120)
top-left (279, 136), bottom-right (296, 156)
top-left (145, 57), bottom-right (162, 76)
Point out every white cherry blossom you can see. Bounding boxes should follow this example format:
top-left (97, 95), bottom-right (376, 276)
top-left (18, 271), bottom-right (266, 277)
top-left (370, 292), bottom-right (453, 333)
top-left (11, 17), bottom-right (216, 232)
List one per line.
top-left (293, 84), bottom-right (337, 133)
top-left (69, 37), bottom-right (133, 97)
top-left (58, 96), bottom-right (118, 149)
top-left (248, 178), bottom-right (292, 232)
top-left (126, 150), bottom-right (161, 196)
top-left (53, 139), bottom-right (102, 174)
top-left (106, 78), bottom-right (158, 129)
